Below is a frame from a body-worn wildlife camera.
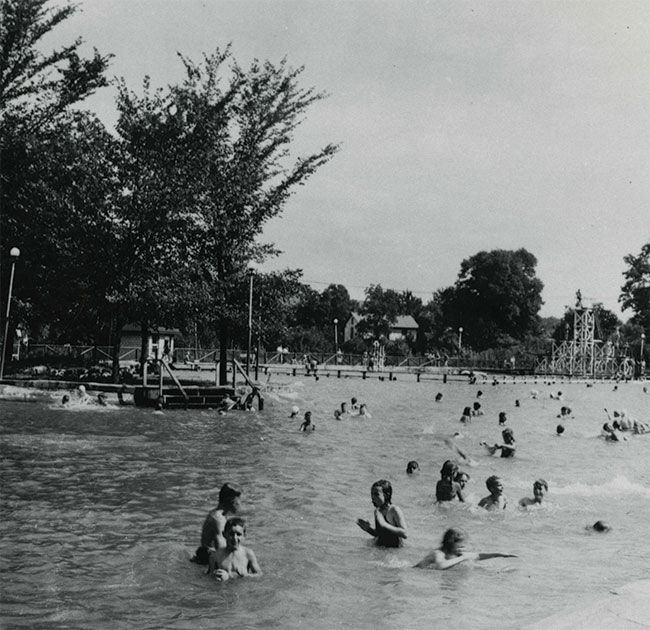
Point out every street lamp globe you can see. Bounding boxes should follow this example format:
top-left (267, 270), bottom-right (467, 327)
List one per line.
top-left (10, 247), bottom-right (20, 257)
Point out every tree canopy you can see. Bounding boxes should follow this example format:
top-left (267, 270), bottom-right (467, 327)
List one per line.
top-left (619, 242), bottom-right (650, 333)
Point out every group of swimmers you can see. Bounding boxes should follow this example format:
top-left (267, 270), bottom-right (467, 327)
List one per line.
top-left (191, 483), bottom-right (261, 581)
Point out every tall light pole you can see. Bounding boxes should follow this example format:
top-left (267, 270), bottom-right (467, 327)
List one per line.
top-left (1, 247), bottom-right (20, 380)
top-left (458, 326), bottom-right (463, 355)
top-left (333, 318), bottom-right (338, 352)
top-left (246, 269), bottom-right (254, 376)
top-left (641, 332), bottom-right (646, 376)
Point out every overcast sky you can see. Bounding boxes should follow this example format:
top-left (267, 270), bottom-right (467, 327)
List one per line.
top-left (47, 0), bottom-right (650, 318)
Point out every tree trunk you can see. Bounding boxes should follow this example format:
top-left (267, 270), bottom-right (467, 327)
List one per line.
top-left (219, 319), bottom-right (228, 385)
top-left (111, 315), bottom-right (123, 382)
top-left (140, 320), bottom-right (149, 376)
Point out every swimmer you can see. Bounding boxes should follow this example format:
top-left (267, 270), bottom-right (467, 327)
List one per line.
top-left (530, 390), bottom-right (539, 399)
top-left (340, 402), bottom-right (349, 415)
top-left (519, 479), bottom-right (548, 507)
top-left (435, 393), bottom-right (443, 402)
top-left (350, 397), bottom-right (359, 410)
top-left (210, 517), bottom-right (261, 581)
top-left (556, 424), bottom-right (565, 436)
top-left (498, 411), bottom-right (507, 425)
top-left (406, 460), bottom-right (419, 474)
top-left (97, 393), bottom-right (107, 406)
top-left (454, 470), bottom-right (470, 491)
top-left (481, 428), bottom-right (516, 458)
top-left (560, 406), bottom-right (572, 417)
top-left (299, 411), bottom-right (315, 432)
top-left (333, 409), bottom-right (343, 420)
top-left (460, 406), bottom-right (472, 424)
top-left (357, 403), bottom-right (372, 418)
top-left (476, 390), bottom-right (483, 399)
top-left (76, 384), bottom-right (89, 403)
top-left (356, 479), bottom-right (407, 547)
top-left (472, 402), bottom-right (484, 416)
top-left (61, 394), bottom-right (70, 406)
top-left (435, 460), bottom-right (465, 502)
top-left (478, 475), bottom-right (507, 511)
top-left (590, 520), bottom-right (611, 533)
top-left (191, 483), bottom-right (242, 566)
top-left (289, 405), bottom-right (300, 419)
top-left (515, 399), bottom-right (520, 407)
top-left (414, 528), bottom-right (517, 570)
top-left (601, 423), bottom-right (624, 441)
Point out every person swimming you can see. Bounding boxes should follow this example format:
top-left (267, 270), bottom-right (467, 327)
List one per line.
top-left (460, 406), bottom-right (472, 424)
top-left (435, 393), bottom-right (443, 402)
top-left (498, 411), bottom-right (507, 425)
top-left (406, 460), bottom-right (419, 474)
top-left (591, 520), bottom-right (611, 532)
top-left (435, 460), bottom-right (464, 502)
top-left (556, 424), bottom-right (565, 435)
top-left (356, 479), bottom-right (407, 548)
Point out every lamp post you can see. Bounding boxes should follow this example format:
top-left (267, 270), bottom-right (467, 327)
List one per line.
top-left (1, 247), bottom-right (20, 380)
top-left (333, 318), bottom-right (338, 352)
top-left (246, 269), bottom-right (254, 376)
top-left (458, 326), bottom-right (463, 355)
top-left (641, 333), bottom-right (646, 377)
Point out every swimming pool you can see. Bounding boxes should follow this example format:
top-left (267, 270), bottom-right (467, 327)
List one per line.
top-left (1, 376), bottom-right (649, 628)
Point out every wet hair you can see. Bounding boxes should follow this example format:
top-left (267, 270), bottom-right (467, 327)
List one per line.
top-left (476, 390), bottom-right (483, 398)
top-left (62, 395), bottom-right (70, 404)
top-left (435, 393), bottom-right (443, 401)
top-left (441, 528), bottom-right (465, 551)
top-left (612, 421), bottom-right (621, 430)
top-left (556, 424), bottom-right (565, 435)
top-left (485, 475), bottom-right (501, 491)
top-left (515, 399), bottom-right (520, 407)
top-left (502, 428), bottom-right (514, 442)
top-left (224, 516), bottom-right (246, 534)
top-left (462, 406), bottom-right (472, 416)
top-left (498, 411), bottom-right (507, 424)
top-left (371, 479), bottom-right (392, 504)
top-left (440, 460), bottom-right (458, 479)
top-left (592, 520), bottom-right (610, 532)
top-left (534, 479), bottom-right (548, 492)
top-left (351, 397), bottom-right (357, 404)
top-left (602, 423), bottom-right (612, 432)
top-left (406, 460), bottom-right (419, 474)
top-left (473, 402), bottom-right (481, 410)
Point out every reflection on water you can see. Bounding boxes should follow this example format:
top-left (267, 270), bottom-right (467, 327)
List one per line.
top-left (1, 377), bottom-right (649, 629)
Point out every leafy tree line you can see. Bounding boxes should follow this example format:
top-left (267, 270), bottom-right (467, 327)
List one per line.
top-left (2, 1), bottom-right (647, 379)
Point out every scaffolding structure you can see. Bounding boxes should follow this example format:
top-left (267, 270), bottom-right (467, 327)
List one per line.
top-left (536, 296), bottom-right (634, 379)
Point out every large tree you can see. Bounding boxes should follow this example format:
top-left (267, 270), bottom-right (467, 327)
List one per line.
top-left (115, 49), bottom-right (338, 383)
top-left (1, 0), bottom-right (112, 356)
top-left (357, 284), bottom-right (401, 340)
top-left (441, 248), bottom-right (544, 351)
top-left (619, 241), bottom-right (650, 333)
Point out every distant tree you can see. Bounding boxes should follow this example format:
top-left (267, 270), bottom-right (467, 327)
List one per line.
top-left (440, 248), bottom-right (544, 351)
top-left (619, 242), bottom-right (650, 333)
top-left (358, 284), bottom-right (401, 339)
top-left (320, 284), bottom-right (353, 349)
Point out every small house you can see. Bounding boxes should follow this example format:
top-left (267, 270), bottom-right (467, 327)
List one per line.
top-left (121, 324), bottom-right (181, 361)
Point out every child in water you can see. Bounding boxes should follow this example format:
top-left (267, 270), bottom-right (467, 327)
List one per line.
top-left (519, 479), bottom-right (548, 507)
top-left (356, 479), bottom-right (407, 547)
top-left (478, 475), bottom-right (507, 510)
top-left (299, 411), bottom-right (315, 431)
top-left (435, 460), bottom-right (465, 502)
top-left (460, 406), bottom-right (472, 424)
top-left (406, 461), bottom-right (419, 474)
top-left (210, 517), bottom-right (261, 581)
top-left (414, 528), bottom-right (517, 570)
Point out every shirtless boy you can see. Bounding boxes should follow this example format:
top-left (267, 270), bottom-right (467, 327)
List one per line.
top-left (519, 479), bottom-right (548, 507)
top-left (478, 475), bottom-right (507, 510)
top-left (356, 479), bottom-right (408, 547)
top-left (211, 517), bottom-right (261, 581)
top-left (191, 483), bottom-right (241, 565)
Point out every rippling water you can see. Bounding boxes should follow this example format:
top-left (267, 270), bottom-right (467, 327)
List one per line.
top-left (1, 376), bottom-right (649, 629)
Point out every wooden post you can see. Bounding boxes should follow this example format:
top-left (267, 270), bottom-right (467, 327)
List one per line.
top-left (362, 371), bottom-right (366, 379)
top-left (337, 370), bottom-right (341, 378)
top-left (417, 373), bottom-right (421, 383)
top-left (158, 360), bottom-right (163, 400)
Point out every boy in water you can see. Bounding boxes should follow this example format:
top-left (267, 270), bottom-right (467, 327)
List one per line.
top-left (414, 528), bottom-right (516, 570)
top-left (211, 517), bottom-right (261, 581)
top-left (519, 479), bottom-right (548, 507)
top-left (356, 479), bottom-right (407, 547)
top-left (435, 460), bottom-right (465, 502)
top-left (482, 428), bottom-right (516, 458)
top-left (478, 475), bottom-right (507, 510)
top-left (191, 483), bottom-right (241, 565)
top-left (299, 411), bottom-right (315, 431)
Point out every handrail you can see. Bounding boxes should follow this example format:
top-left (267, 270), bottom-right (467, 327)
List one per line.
top-left (159, 360), bottom-right (189, 401)
top-left (232, 358), bottom-right (258, 389)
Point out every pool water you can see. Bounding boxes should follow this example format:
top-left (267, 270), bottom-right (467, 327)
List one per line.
top-left (1, 376), bottom-right (649, 629)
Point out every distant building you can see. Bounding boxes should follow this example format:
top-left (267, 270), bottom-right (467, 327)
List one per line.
top-left (343, 312), bottom-right (419, 342)
top-left (121, 324), bottom-right (181, 361)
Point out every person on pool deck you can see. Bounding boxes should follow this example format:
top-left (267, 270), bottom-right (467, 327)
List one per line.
top-left (299, 411), bottom-right (315, 431)
top-left (210, 517), bottom-right (261, 581)
top-left (482, 428), bottom-right (516, 458)
top-left (519, 479), bottom-right (548, 507)
top-left (478, 475), bottom-right (507, 511)
top-left (191, 483), bottom-right (241, 565)
top-left (356, 479), bottom-right (407, 547)
top-left (414, 528), bottom-right (517, 570)
top-left (436, 460), bottom-right (465, 502)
